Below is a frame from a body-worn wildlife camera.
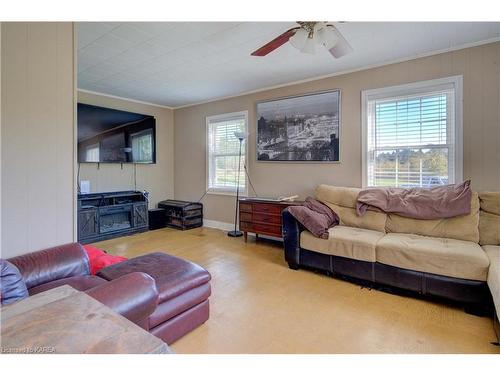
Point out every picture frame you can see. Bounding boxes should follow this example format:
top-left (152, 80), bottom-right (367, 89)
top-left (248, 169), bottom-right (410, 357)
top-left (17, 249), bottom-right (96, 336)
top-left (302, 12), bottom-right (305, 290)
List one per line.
top-left (256, 89), bottom-right (341, 162)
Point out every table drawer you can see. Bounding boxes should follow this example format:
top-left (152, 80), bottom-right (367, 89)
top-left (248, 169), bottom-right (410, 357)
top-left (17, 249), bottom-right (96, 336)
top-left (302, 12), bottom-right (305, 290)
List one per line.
top-left (240, 212), bottom-right (253, 222)
top-left (251, 203), bottom-right (282, 214)
top-left (240, 203), bottom-right (253, 213)
top-left (240, 221), bottom-right (282, 237)
top-left (253, 212), bottom-right (281, 224)
top-left (240, 212), bottom-right (281, 224)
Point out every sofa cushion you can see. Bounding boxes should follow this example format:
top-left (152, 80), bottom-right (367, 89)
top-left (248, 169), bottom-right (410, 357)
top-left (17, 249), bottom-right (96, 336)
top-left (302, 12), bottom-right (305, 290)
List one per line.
top-left (28, 275), bottom-right (108, 296)
top-left (479, 192), bottom-right (500, 216)
top-left (7, 243), bottom-right (90, 289)
top-left (327, 203), bottom-right (388, 233)
top-left (315, 184), bottom-right (387, 232)
top-left (376, 233), bottom-right (489, 281)
top-left (385, 192), bottom-right (480, 243)
top-left (479, 211), bottom-right (500, 246)
top-left (316, 184), bottom-right (361, 208)
top-left (0, 260), bottom-right (29, 305)
top-left (300, 225), bottom-right (385, 262)
top-left (483, 245), bottom-right (500, 317)
top-left (98, 252), bottom-right (211, 305)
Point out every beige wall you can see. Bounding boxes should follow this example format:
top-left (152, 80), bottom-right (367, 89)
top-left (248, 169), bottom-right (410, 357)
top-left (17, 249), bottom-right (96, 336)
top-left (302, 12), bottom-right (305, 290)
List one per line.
top-left (1, 23), bottom-right (75, 258)
top-left (77, 91), bottom-right (174, 208)
top-left (174, 42), bottom-right (500, 224)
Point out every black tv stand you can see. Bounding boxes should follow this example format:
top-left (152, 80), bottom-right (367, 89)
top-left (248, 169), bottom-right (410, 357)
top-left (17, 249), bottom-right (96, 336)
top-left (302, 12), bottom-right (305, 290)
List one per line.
top-left (77, 190), bottom-right (149, 244)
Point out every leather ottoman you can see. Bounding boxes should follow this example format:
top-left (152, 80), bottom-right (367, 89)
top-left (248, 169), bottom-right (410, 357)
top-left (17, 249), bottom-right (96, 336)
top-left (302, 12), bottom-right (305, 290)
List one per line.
top-left (97, 252), bottom-right (211, 344)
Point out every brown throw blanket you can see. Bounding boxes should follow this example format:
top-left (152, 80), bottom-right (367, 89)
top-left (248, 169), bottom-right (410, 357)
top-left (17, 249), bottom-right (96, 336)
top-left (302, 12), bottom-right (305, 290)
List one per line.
top-left (288, 197), bottom-right (339, 239)
top-left (356, 180), bottom-right (472, 220)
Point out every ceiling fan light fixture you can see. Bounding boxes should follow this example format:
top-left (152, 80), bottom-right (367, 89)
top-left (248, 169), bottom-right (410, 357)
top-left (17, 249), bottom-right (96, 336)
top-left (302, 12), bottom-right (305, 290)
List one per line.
top-left (289, 28), bottom-right (308, 50)
top-left (301, 37), bottom-right (316, 54)
top-left (316, 25), bottom-right (339, 49)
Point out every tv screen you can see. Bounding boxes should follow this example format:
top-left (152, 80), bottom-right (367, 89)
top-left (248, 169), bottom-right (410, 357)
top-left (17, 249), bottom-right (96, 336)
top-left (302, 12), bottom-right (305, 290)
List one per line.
top-left (77, 103), bottom-right (156, 164)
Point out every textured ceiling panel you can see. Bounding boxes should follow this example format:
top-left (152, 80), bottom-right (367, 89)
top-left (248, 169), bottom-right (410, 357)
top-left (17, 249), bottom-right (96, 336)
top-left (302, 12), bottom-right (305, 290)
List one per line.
top-left (77, 22), bottom-right (500, 107)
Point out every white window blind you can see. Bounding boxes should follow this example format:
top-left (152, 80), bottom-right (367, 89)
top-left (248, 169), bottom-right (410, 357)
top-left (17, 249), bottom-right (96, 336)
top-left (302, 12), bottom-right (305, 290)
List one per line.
top-left (207, 112), bottom-right (247, 193)
top-left (85, 143), bottom-right (100, 162)
top-left (364, 78), bottom-right (462, 188)
top-left (131, 129), bottom-right (154, 163)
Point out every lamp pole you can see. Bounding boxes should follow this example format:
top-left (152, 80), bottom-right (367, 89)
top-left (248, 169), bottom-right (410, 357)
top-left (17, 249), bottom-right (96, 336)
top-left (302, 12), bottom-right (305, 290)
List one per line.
top-left (228, 136), bottom-right (244, 237)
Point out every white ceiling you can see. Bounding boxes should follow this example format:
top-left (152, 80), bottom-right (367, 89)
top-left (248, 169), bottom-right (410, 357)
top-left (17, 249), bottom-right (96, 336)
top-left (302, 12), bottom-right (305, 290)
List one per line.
top-left (77, 22), bottom-right (500, 108)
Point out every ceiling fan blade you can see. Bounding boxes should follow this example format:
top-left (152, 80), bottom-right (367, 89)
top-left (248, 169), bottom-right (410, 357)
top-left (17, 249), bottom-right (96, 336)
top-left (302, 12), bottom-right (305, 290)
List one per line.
top-left (251, 28), bottom-right (299, 56)
top-left (328, 26), bottom-right (353, 58)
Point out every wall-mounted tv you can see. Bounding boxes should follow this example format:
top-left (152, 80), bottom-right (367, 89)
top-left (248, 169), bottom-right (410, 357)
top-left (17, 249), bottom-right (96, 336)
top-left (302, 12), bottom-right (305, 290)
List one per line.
top-left (77, 103), bottom-right (156, 164)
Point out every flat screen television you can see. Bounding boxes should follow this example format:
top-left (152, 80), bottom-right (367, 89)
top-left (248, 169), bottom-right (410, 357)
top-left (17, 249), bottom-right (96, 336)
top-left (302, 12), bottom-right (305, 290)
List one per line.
top-left (77, 103), bottom-right (156, 164)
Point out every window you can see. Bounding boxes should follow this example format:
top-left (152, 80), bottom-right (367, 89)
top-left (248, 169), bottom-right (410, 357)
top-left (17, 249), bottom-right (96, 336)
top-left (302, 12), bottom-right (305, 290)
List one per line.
top-left (206, 111), bottom-right (248, 194)
top-left (85, 143), bottom-right (100, 162)
top-left (362, 76), bottom-right (463, 188)
top-left (131, 129), bottom-right (154, 163)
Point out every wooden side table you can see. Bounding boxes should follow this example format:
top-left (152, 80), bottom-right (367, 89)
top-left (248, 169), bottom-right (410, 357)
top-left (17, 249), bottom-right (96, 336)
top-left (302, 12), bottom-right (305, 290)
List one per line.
top-left (239, 198), bottom-right (303, 242)
top-left (0, 285), bottom-right (171, 354)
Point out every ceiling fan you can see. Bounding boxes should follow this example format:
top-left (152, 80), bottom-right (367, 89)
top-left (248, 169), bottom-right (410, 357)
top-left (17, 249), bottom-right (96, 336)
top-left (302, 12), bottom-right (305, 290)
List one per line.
top-left (251, 21), bottom-right (353, 58)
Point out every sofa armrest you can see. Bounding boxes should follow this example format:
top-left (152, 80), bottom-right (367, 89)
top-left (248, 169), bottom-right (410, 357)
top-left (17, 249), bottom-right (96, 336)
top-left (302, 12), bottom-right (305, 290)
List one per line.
top-left (86, 272), bottom-right (159, 325)
top-left (7, 243), bottom-right (91, 289)
top-left (282, 208), bottom-right (304, 269)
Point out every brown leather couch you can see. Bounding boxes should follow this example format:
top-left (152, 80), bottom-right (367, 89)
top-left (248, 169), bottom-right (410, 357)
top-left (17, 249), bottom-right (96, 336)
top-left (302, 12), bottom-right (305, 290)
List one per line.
top-left (3, 243), bottom-right (211, 344)
top-left (3, 243), bottom-right (158, 325)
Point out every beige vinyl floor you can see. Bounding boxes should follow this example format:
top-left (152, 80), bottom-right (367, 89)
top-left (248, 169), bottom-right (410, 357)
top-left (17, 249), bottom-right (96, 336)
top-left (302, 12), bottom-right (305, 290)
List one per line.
top-left (92, 226), bottom-right (500, 354)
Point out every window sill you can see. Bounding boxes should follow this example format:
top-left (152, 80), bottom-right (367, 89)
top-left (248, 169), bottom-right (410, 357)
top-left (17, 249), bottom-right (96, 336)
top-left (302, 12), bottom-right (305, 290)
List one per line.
top-left (207, 189), bottom-right (248, 197)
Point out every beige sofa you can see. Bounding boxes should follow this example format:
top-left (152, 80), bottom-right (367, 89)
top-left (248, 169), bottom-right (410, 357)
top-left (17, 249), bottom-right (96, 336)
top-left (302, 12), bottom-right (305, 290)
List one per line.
top-left (478, 192), bottom-right (500, 339)
top-left (282, 185), bottom-right (499, 333)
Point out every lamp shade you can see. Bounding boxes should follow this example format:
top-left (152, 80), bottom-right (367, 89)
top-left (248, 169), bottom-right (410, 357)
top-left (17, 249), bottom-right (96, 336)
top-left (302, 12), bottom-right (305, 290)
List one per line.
top-left (301, 37), bottom-right (316, 54)
top-left (316, 25), bottom-right (339, 49)
top-left (289, 28), bottom-right (308, 50)
top-left (234, 131), bottom-right (246, 140)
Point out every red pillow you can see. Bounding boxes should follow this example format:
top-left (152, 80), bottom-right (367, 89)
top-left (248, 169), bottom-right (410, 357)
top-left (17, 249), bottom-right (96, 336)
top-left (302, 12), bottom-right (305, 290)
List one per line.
top-left (83, 245), bottom-right (106, 260)
top-left (83, 245), bottom-right (127, 275)
top-left (91, 254), bottom-right (128, 275)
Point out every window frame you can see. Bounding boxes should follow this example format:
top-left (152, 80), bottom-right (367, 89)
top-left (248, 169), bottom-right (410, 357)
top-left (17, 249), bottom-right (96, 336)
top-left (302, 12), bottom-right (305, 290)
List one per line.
top-left (206, 110), bottom-right (249, 196)
top-left (361, 76), bottom-right (463, 188)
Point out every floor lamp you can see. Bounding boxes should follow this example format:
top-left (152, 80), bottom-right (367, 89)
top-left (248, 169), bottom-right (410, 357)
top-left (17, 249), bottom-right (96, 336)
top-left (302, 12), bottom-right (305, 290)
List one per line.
top-left (228, 131), bottom-right (246, 237)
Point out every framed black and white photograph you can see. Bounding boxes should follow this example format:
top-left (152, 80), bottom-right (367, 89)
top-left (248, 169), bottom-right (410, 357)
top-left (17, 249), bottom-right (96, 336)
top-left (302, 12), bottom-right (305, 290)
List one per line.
top-left (256, 90), bottom-right (340, 162)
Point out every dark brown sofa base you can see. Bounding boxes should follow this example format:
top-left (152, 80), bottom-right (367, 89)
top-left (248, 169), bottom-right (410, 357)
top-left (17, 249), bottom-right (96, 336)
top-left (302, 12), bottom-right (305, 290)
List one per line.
top-left (282, 209), bottom-right (493, 315)
top-left (292, 248), bottom-right (492, 316)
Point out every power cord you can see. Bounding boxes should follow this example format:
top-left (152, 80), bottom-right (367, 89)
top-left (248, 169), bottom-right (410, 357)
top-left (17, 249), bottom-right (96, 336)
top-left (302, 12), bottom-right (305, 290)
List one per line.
top-left (197, 163), bottom-right (259, 203)
top-left (244, 164), bottom-right (258, 197)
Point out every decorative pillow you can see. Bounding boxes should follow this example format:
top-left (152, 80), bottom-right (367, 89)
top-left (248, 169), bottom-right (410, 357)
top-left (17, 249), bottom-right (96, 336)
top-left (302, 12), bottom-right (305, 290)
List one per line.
top-left (91, 254), bottom-right (128, 275)
top-left (83, 245), bottom-right (127, 275)
top-left (1, 259), bottom-right (29, 305)
top-left (288, 197), bottom-right (339, 239)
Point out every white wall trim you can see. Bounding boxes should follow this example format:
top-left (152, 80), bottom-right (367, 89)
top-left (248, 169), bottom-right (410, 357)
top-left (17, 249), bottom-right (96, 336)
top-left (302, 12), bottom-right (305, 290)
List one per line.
top-left (361, 75), bottom-right (464, 188)
top-left (173, 37), bottom-right (500, 110)
top-left (77, 89), bottom-right (174, 110)
top-left (203, 219), bottom-right (234, 232)
top-left (72, 23), bottom-right (78, 242)
top-left (202, 219), bottom-right (283, 242)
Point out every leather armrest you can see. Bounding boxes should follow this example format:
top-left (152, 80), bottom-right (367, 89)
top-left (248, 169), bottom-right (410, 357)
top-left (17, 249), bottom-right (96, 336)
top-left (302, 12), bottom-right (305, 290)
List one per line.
top-left (86, 272), bottom-right (159, 325)
top-left (282, 208), bottom-right (304, 269)
top-left (7, 243), bottom-right (91, 289)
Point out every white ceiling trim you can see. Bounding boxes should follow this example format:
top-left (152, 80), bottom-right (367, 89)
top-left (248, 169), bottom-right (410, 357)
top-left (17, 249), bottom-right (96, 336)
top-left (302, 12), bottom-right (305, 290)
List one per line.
top-left (77, 88), bottom-right (174, 110)
top-left (172, 36), bottom-right (500, 110)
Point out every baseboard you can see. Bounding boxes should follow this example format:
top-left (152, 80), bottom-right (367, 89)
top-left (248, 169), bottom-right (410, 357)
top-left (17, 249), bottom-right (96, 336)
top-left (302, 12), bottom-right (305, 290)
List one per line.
top-left (203, 219), bottom-right (234, 232)
top-left (203, 219), bottom-right (283, 242)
